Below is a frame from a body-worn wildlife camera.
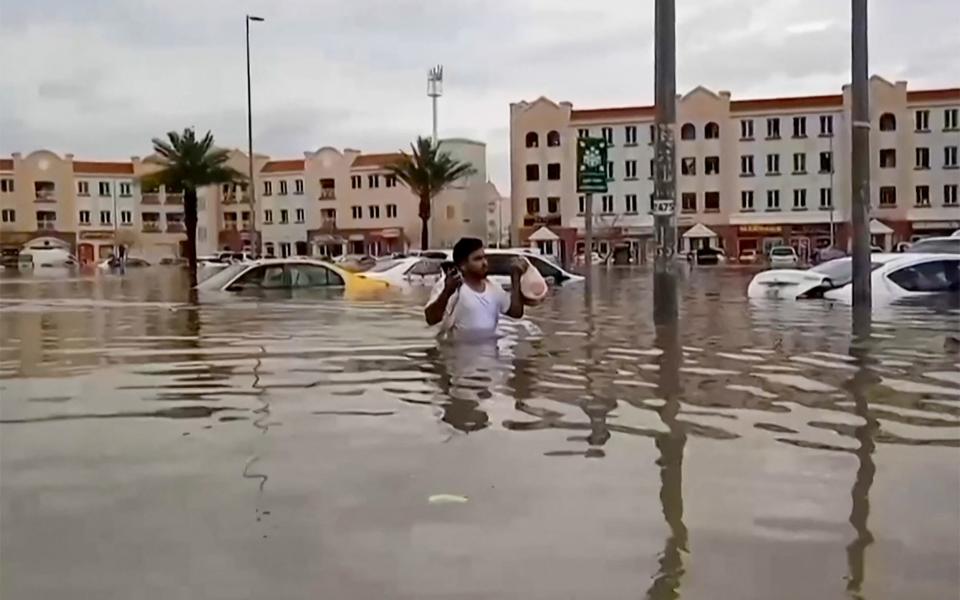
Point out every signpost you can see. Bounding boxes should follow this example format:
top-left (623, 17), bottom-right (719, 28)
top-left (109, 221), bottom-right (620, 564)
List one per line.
top-left (577, 137), bottom-right (609, 264)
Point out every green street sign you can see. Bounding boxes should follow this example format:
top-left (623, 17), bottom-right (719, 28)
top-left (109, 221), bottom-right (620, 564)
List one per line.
top-left (576, 137), bottom-right (608, 194)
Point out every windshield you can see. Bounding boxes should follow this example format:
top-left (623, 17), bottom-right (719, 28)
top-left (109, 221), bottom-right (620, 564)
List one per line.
top-left (810, 258), bottom-right (883, 285)
top-left (198, 263), bottom-right (248, 288)
top-left (770, 247), bottom-right (794, 256)
top-left (366, 259), bottom-right (404, 273)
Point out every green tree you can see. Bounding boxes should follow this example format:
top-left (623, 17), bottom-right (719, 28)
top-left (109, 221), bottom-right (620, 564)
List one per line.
top-left (387, 136), bottom-right (476, 250)
top-left (145, 128), bottom-right (244, 286)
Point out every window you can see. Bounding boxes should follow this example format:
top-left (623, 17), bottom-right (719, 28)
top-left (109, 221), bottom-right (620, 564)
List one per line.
top-left (36, 210), bottom-right (56, 225)
top-left (625, 126), bottom-right (638, 145)
top-left (368, 174), bottom-right (380, 188)
top-left (766, 189), bottom-right (780, 210)
top-left (79, 210), bottom-right (91, 225)
top-left (819, 115), bottom-right (834, 136)
top-left (601, 195), bottom-right (614, 214)
top-left (295, 208), bottom-right (305, 223)
top-left (288, 264), bottom-right (345, 288)
top-left (98, 181), bottom-right (111, 197)
top-left (792, 116), bottom-right (807, 138)
top-left (1, 209), bottom-right (15, 222)
top-left (280, 209), bottom-right (289, 224)
top-left (740, 155), bottom-right (754, 176)
top-left (294, 179), bottom-right (304, 195)
top-left (792, 152), bottom-right (806, 174)
top-left (879, 186), bottom-right (896, 207)
top-left (578, 128), bottom-right (589, 138)
top-left (704, 191), bottom-right (720, 212)
top-left (368, 205), bottom-right (380, 219)
top-left (681, 192), bottom-right (697, 213)
top-left (547, 163), bottom-right (561, 180)
top-left (525, 164), bottom-right (540, 181)
top-left (915, 147), bottom-right (930, 169)
top-left (887, 260), bottom-right (960, 293)
top-left (880, 149), bottom-right (896, 168)
top-left (547, 130), bottom-right (561, 147)
top-left (649, 124), bottom-right (656, 144)
top-left (578, 195), bottom-right (585, 215)
top-left (915, 185), bottom-right (930, 207)
top-left (525, 132), bottom-right (539, 148)
top-left (99, 210), bottom-right (112, 224)
top-left (606, 161), bottom-right (614, 180)
top-left (945, 184), bottom-right (958, 206)
top-left (740, 119), bottom-right (754, 139)
top-left (704, 122), bottom-right (720, 139)
top-left (264, 244), bottom-right (276, 258)
top-left (351, 175), bottom-right (362, 189)
top-left (625, 160), bottom-right (637, 179)
top-left (792, 189), bottom-right (807, 210)
top-left (766, 153), bottom-right (780, 174)
top-left (120, 210), bottom-right (132, 225)
top-left (279, 243), bottom-right (291, 258)
top-left (740, 190), bottom-right (754, 211)
top-left (944, 146), bottom-right (958, 168)
top-left (601, 127), bottom-right (613, 144)
top-left (119, 182), bottom-right (131, 197)
top-left (0, 179), bottom-right (14, 193)
top-left (263, 181), bottom-right (272, 196)
top-left (705, 156), bottom-right (720, 175)
top-left (819, 188), bottom-right (832, 209)
top-left (681, 157), bottom-right (696, 176)
top-left (915, 109), bottom-right (930, 132)
top-left (625, 194), bottom-right (638, 214)
top-left (263, 209), bottom-right (273, 224)
top-left (649, 158), bottom-right (655, 178)
top-left (680, 123), bottom-right (696, 140)
top-left (946, 108), bottom-right (959, 131)
top-left (547, 196), bottom-right (560, 214)
top-left (351, 206), bottom-right (362, 219)
top-left (879, 112), bottom-right (896, 131)
top-left (766, 118), bottom-right (781, 139)
top-left (278, 180), bottom-right (288, 195)
top-left (526, 197), bottom-right (540, 214)
top-left (77, 181), bottom-right (89, 196)
top-left (383, 174), bottom-right (397, 188)
top-left (386, 204), bottom-right (397, 218)
top-left (812, 152), bottom-right (830, 175)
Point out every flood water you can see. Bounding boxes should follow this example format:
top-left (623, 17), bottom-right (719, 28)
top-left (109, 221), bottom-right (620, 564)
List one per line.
top-left (1, 266), bottom-right (958, 600)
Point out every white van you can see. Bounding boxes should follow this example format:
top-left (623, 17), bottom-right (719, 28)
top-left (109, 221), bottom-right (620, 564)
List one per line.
top-left (19, 247), bottom-right (77, 268)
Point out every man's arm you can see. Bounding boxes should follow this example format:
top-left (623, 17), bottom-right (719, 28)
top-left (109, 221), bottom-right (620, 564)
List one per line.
top-left (505, 259), bottom-right (527, 318)
top-left (424, 273), bottom-right (461, 325)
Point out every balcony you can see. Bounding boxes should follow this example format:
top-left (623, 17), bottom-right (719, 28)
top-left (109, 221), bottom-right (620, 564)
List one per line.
top-left (34, 191), bottom-right (56, 203)
top-left (166, 222), bottom-right (186, 233)
top-left (37, 221), bottom-right (57, 230)
top-left (164, 193), bottom-right (184, 205)
top-left (142, 193), bottom-right (161, 205)
top-left (142, 222), bottom-right (161, 233)
top-left (319, 189), bottom-right (336, 200)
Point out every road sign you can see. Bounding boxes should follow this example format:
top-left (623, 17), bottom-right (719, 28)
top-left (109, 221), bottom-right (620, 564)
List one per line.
top-left (577, 137), bottom-right (608, 194)
top-left (651, 198), bottom-right (675, 216)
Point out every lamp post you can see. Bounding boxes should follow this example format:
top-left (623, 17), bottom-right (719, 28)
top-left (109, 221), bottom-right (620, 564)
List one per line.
top-left (652, 0), bottom-right (678, 326)
top-left (246, 14), bottom-right (264, 255)
top-left (850, 0), bottom-right (872, 332)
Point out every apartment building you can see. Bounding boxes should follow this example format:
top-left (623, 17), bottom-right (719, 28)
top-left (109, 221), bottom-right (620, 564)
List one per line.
top-left (483, 182), bottom-right (511, 248)
top-left (510, 76), bottom-right (959, 264)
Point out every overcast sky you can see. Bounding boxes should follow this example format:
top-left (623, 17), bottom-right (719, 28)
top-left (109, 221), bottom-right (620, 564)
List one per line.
top-left (1, 0), bottom-right (957, 192)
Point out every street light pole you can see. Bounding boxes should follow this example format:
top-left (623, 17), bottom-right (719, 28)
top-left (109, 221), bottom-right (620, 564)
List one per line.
top-left (246, 14), bottom-right (264, 255)
top-left (653, 0), bottom-right (678, 326)
top-left (850, 0), bottom-right (872, 330)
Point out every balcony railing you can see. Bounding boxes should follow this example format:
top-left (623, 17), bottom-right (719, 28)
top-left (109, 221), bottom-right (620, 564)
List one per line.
top-left (166, 222), bottom-right (186, 233)
top-left (35, 191), bottom-right (56, 203)
top-left (37, 221), bottom-right (57, 230)
top-left (319, 189), bottom-right (336, 200)
top-left (142, 193), bottom-right (161, 204)
top-left (142, 222), bottom-right (161, 232)
top-left (223, 222), bottom-right (237, 231)
top-left (165, 193), bottom-right (184, 205)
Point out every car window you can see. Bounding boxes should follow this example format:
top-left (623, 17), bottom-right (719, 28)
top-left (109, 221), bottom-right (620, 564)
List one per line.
top-left (770, 247), bottom-right (794, 256)
top-left (288, 264), bottom-right (344, 288)
top-left (227, 265), bottom-right (286, 290)
top-left (887, 259), bottom-right (960, 292)
top-left (406, 259), bottom-right (442, 276)
top-left (486, 254), bottom-right (514, 276)
top-left (200, 263), bottom-right (247, 287)
top-left (909, 238), bottom-right (960, 254)
top-left (528, 256), bottom-right (564, 281)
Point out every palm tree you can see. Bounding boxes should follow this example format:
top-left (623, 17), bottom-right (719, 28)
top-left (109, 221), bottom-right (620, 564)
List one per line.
top-left (388, 136), bottom-right (476, 250)
top-left (145, 128), bottom-right (244, 287)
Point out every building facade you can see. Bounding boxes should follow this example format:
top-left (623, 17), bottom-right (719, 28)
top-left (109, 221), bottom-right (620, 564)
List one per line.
top-left (510, 77), bottom-right (959, 264)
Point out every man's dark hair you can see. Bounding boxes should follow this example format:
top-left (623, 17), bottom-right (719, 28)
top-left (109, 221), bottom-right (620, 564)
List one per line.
top-left (452, 237), bottom-right (484, 265)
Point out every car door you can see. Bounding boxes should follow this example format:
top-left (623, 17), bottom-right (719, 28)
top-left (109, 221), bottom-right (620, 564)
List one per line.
top-left (287, 263), bottom-right (346, 288)
top-left (885, 258), bottom-right (960, 297)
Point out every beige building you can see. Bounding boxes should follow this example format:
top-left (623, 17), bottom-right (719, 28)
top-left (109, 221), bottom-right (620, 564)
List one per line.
top-left (510, 77), bottom-right (959, 264)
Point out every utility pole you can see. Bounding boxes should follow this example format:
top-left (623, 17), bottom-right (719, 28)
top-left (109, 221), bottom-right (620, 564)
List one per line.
top-left (427, 65), bottom-right (443, 145)
top-left (850, 0), bottom-right (872, 329)
top-left (652, 0), bottom-right (678, 325)
top-left (246, 14), bottom-right (264, 255)
top-left (584, 193), bottom-right (594, 266)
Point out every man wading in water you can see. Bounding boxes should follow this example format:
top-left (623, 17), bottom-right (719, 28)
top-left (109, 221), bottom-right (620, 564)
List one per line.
top-left (424, 237), bottom-right (528, 340)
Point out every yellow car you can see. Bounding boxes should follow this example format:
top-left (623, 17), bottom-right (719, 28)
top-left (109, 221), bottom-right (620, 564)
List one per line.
top-left (196, 257), bottom-right (390, 297)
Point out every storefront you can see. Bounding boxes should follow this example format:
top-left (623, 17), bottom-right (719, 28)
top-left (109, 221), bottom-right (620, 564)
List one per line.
top-left (911, 220), bottom-right (960, 240)
top-left (77, 231), bottom-right (119, 264)
top-left (736, 223), bottom-right (835, 262)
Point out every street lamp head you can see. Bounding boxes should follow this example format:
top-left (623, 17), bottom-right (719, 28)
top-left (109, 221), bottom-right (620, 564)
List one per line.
top-left (247, 15), bottom-right (265, 22)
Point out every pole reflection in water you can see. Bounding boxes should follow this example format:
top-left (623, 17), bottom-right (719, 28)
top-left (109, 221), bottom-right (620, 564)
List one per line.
top-left (845, 333), bottom-right (878, 598)
top-left (580, 268), bottom-right (614, 457)
top-left (646, 301), bottom-right (687, 599)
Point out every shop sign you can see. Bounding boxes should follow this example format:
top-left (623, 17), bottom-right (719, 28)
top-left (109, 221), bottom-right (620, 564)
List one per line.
top-left (738, 224), bottom-right (782, 235)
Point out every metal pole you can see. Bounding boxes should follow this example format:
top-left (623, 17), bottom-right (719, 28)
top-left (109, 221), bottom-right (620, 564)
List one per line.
top-left (432, 95), bottom-right (438, 145)
top-left (851, 0), bottom-right (872, 326)
top-left (584, 193), bottom-right (594, 269)
top-left (653, 0), bottom-right (678, 325)
top-left (246, 16), bottom-right (258, 256)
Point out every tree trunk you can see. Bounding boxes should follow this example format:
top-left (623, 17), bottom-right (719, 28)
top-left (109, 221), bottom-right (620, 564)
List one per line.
top-left (418, 193), bottom-right (431, 250)
top-left (185, 187), bottom-right (198, 289)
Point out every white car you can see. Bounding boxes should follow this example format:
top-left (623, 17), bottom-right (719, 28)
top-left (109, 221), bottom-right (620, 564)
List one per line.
top-left (767, 245), bottom-right (799, 267)
top-left (97, 256), bottom-right (151, 270)
top-left (363, 257), bottom-right (444, 287)
top-left (18, 247), bottom-right (77, 268)
top-left (905, 236), bottom-right (960, 254)
top-left (747, 253), bottom-right (959, 302)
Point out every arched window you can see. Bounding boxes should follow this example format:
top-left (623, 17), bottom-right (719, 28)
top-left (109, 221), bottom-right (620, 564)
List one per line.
top-left (680, 123), bottom-right (696, 140)
top-left (525, 132), bottom-right (539, 148)
top-left (879, 113), bottom-right (896, 131)
top-left (704, 122), bottom-right (720, 139)
top-left (546, 130), bottom-right (561, 147)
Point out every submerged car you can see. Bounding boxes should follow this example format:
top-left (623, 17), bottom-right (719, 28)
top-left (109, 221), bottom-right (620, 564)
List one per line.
top-left (97, 256), bottom-right (151, 269)
top-left (767, 245), bottom-right (799, 267)
top-left (196, 258), bottom-right (389, 295)
top-left (738, 249), bottom-right (758, 264)
top-left (372, 249), bottom-right (584, 289)
top-left (906, 236), bottom-right (960, 254)
top-left (747, 253), bottom-right (959, 302)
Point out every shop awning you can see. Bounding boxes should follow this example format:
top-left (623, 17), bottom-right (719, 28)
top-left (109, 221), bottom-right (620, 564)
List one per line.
top-left (869, 219), bottom-right (893, 235)
top-left (312, 234), bottom-right (343, 243)
top-left (529, 226), bottom-right (559, 241)
top-left (376, 228), bottom-right (402, 239)
top-left (682, 223), bottom-right (718, 239)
